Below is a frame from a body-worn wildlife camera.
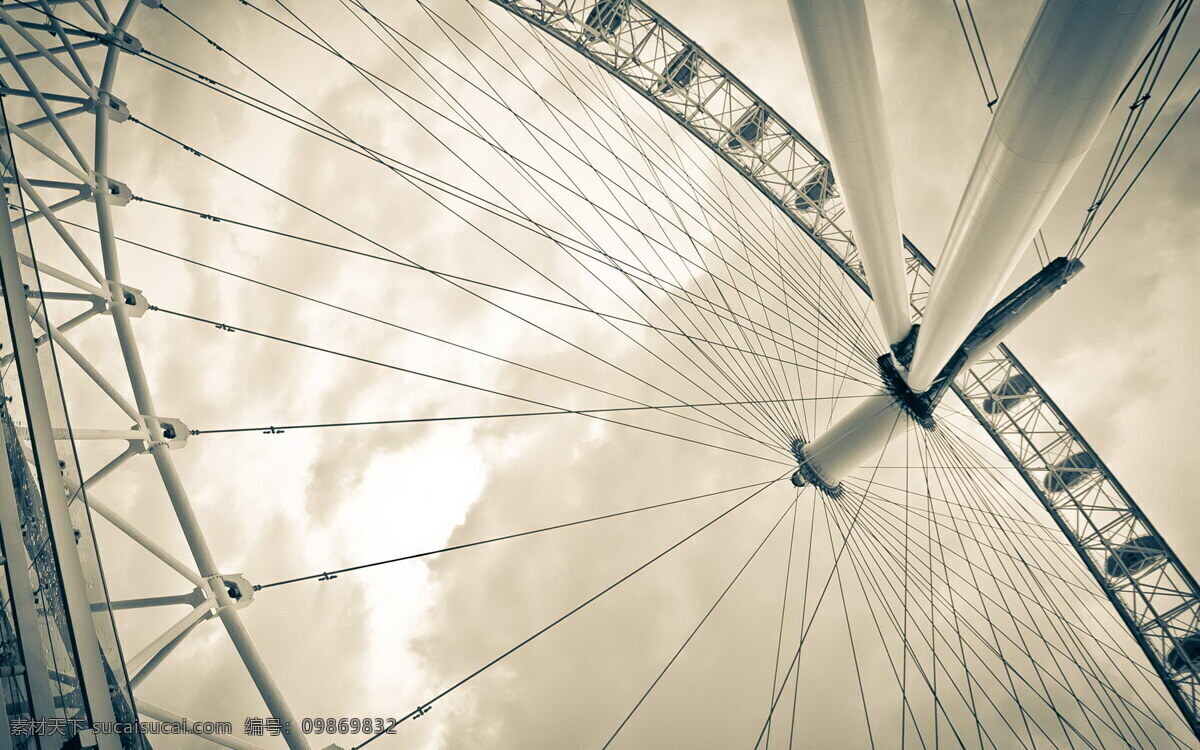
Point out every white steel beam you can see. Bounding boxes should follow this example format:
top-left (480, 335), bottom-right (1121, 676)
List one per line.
top-left (85, 492), bottom-right (205, 588)
top-left (17, 252), bottom-right (104, 294)
top-left (126, 599), bottom-right (212, 677)
top-left (27, 300), bottom-right (143, 419)
top-left (89, 3), bottom-right (311, 746)
top-left (0, 33), bottom-right (91, 170)
top-left (906, 0), bottom-right (1167, 390)
top-left (795, 390), bottom-right (910, 487)
top-left (786, 0), bottom-right (911, 346)
top-left (0, 6), bottom-right (94, 94)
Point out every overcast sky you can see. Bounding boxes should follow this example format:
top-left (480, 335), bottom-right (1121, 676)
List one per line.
top-left (18, 0), bottom-right (1200, 747)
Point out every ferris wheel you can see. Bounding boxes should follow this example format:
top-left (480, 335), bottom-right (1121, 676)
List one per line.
top-left (0, 0), bottom-right (1196, 748)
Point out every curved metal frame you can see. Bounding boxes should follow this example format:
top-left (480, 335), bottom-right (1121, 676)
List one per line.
top-left (487, 0), bottom-right (1200, 736)
top-left (0, 1), bottom-right (307, 748)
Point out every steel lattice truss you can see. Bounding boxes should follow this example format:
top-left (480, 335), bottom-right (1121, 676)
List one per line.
top-left (0, 1), bottom-right (304, 748)
top-left (488, 0), bottom-right (1200, 735)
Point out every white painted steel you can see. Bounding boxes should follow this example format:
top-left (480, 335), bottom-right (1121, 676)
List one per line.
top-left (906, 0), bottom-right (1167, 390)
top-left (799, 390), bottom-right (911, 487)
top-left (786, 0), bottom-right (912, 345)
top-left (0, 171), bottom-right (121, 749)
top-left (88, 3), bottom-right (311, 746)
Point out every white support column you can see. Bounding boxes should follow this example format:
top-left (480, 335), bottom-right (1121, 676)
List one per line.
top-left (90, 3), bottom-right (311, 746)
top-left (786, 0), bottom-right (911, 346)
top-left (79, 442), bottom-right (140, 488)
top-left (0, 7), bottom-right (94, 93)
top-left (27, 300), bottom-right (143, 420)
top-left (17, 253), bottom-right (104, 295)
top-left (796, 390), bottom-right (910, 488)
top-left (101, 592), bottom-right (204, 612)
top-left (85, 493), bottom-right (206, 588)
top-left (906, 0), bottom-right (1167, 390)
top-left (126, 599), bottom-right (213, 677)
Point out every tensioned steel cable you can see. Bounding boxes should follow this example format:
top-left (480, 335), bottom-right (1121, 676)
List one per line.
top-left (1070, 0), bottom-right (1196, 258)
top-left (124, 194), bottom-right (859, 382)
top-left (831, 473), bottom-right (1112, 746)
top-left (121, 43), bottom-right (887, 391)
top-left (599, 491), bottom-right (800, 749)
top-left (348, 0), bottom-right (809, 440)
top-left (49, 196), bottom-right (880, 467)
top-left (468, 5), bottom-right (887, 393)
top-left (111, 203), bottom-right (871, 403)
top-left (840, 476), bottom-right (1084, 605)
top-left (69, 200), bottom-right (785, 454)
top-left (952, 0), bottom-right (999, 109)
top-left (385, 0), bottom-right (888, 375)
top-left (763, 492), bottom-right (802, 748)
top-left (927, 422), bottom-right (1192, 744)
top-left (293, 0), bottom-right (811, 443)
top-left (243, 0), bottom-right (880, 445)
top-left (835, 488), bottom-right (1128, 745)
top-left (1074, 74), bottom-right (1198, 258)
top-left (18, 0), bottom-right (926, 398)
top-left (920, 427), bottom-right (1173, 707)
top-left (148, 304), bottom-right (793, 465)
top-left (921, 426), bottom-right (1174, 744)
top-left (749, 411), bottom-right (905, 746)
top-left (42, 208), bottom-right (871, 454)
top-left (124, 116), bottom-right (808, 452)
top-left (190, 399), bottom-right (851, 438)
top-left (350, 474), bottom-right (789, 747)
top-left (920, 430), bottom-right (1100, 747)
top-left (247, 0), bottom-right (887, 387)
top-left (786, 495), bottom-right (819, 750)
top-left (117, 89), bottom-right (854, 451)
top-left (824, 489), bottom-right (1046, 747)
top-left (252, 477), bottom-right (786, 590)
top-left (824, 490), bottom-right (935, 749)
top-left (920, 427), bottom-right (1172, 746)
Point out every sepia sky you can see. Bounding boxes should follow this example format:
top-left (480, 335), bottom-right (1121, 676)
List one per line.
top-left (22, 0), bottom-right (1199, 747)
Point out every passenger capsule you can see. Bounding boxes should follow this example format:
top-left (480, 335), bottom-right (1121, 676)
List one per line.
top-left (1166, 633), bottom-right (1200, 673)
top-left (584, 0), bottom-right (624, 39)
top-left (660, 46), bottom-right (698, 93)
top-left (1104, 534), bottom-right (1167, 578)
top-left (794, 168), bottom-right (834, 211)
top-left (727, 105), bottom-right (767, 150)
top-left (1043, 450), bottom-right (1099, 493)
top-left (982, 372), bottom-right (1035, 414)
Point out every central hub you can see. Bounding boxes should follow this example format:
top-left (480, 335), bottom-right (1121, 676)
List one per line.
top-left (877, 353), bottom-right (936, 430)
top-left (789, 438), bottom-right (844, 497)
top-left (787, 358), bottom-right (935, 498)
